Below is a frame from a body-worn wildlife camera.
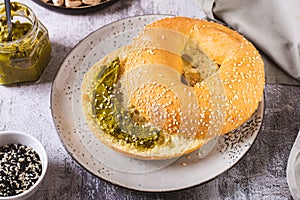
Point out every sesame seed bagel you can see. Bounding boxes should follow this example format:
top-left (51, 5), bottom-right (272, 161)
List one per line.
top-left (81, 16), bottom-right (265, 160)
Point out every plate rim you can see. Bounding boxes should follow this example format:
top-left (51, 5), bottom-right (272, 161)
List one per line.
top-left (50, 14), bottom-right (265, 192)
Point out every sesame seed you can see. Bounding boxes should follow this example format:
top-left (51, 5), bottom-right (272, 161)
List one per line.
top-left (181, 162), bottom-right (187, 166)
top-left (0, 144), bottom-right (42, 197)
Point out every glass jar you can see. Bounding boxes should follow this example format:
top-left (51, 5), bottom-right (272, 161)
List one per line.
top-left (0, 2), bottom-right (51, 85)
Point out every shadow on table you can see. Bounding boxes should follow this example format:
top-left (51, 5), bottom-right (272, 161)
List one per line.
top-left (38, 42), bottom-right (73, 85)
top-left (28, 159), bottom-right (88, 200)
top-left (27, 158), bottom-right (214, 200)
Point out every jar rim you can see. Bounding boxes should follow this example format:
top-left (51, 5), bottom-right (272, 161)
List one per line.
top-left (0, 2), bottom-right (38, 46)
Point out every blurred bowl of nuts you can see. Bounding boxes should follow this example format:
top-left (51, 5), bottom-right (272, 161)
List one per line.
top-left (0, 131), bottom-right (48, 200)
top-left (33, 0), bottom-right (120, 14)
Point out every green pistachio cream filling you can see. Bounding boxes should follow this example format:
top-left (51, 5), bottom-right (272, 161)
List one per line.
top-left (0, 3), bottom-right (31, 42)
top-left (92, 58), bottom-right (163, 149)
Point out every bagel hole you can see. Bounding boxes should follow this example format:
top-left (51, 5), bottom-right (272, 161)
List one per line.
top-left (182, 53), bottom-right (192, 64)
top-left (181, 53), bottom-right (204, 87)
top-left (181, 51), bottom-right (219, 87)
top-left (180, 75), bottom-right (190, 86)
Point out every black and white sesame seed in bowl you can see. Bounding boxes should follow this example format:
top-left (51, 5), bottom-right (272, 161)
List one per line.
top-left (0, 131), bottom-right (48, 200)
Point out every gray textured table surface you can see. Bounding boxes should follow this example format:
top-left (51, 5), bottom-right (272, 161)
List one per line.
top-left (0, 0), bottom-right (299, 199)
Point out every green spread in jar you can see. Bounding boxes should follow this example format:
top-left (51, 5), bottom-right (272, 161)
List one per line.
top-left (92, 58), bottom-right (161, 149)
top-left (0, 2), bottom-right (51, 85)
top-left (0, 3), bottom-right (31, 42)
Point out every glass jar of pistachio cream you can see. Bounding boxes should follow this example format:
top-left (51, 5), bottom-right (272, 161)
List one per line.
top-left (0, 2), bottom-right (51, 85)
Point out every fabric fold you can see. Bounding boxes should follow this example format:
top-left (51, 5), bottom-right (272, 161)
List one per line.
top-left (194, 0), bottom-right (300, 85)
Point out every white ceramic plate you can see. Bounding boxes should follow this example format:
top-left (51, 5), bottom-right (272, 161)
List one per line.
top-left (51, 15), bottom-right (264, 192)
top-left (287, 130), bottom-right (300, 199)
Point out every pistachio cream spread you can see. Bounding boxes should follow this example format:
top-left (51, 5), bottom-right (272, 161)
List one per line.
top-left (0, 2), bottom-right (51, 85)
top-left (92, 58), bottom-right (162, 149)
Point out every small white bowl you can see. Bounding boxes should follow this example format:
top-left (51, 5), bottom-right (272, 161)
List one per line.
top-left (0, 131), bottom-right (48, 200)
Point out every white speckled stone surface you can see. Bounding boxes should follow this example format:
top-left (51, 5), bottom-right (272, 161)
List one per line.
top-left (0, 0), bottom-right (299, 199)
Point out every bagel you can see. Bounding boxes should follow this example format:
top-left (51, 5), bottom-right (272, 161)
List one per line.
top-left (81, 16), bottom-right (265, 160)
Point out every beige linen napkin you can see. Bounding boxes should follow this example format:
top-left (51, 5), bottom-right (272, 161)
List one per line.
top-left (195, 0), bottom-right (300, 85)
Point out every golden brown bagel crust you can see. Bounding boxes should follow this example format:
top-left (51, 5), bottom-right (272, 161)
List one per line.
top-left (81, 47), bottom-right (208, 160)
top-left (81, 17), bottom-right (265, 160)
top-left (130, 17), bottom-right (265, 136)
